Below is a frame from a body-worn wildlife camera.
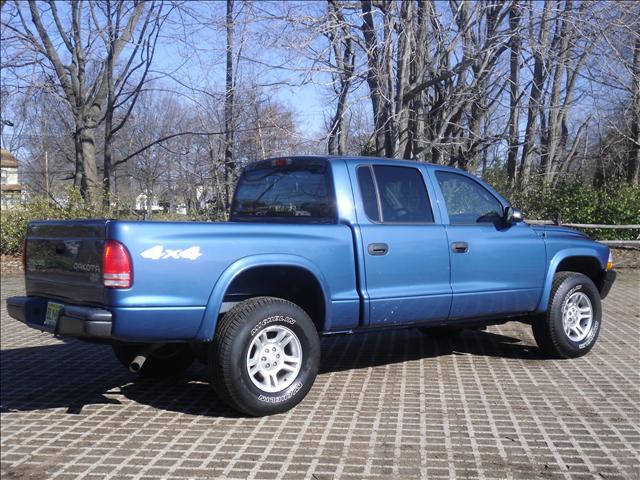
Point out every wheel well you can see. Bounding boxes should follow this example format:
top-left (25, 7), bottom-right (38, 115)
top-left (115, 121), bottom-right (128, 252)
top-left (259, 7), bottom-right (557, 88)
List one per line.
top-left (555, 256), bottom-right (605, 291)
top-left (222, 266), bottom-right (326, 332)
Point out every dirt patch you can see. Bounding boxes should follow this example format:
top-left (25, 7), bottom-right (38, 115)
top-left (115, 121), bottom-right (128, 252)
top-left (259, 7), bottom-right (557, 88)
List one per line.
top-left (1, 255), bottom-right (23, 275)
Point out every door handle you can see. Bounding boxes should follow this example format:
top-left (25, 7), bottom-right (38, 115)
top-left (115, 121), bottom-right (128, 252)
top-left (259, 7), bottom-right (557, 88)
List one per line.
top-left (451, 242), bottom-right (469, 253)
top-left (368, 243), bottom-right (389, 256)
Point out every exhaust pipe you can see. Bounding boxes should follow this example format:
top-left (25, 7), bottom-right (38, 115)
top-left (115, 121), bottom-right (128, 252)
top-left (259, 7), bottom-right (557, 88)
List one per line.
top-left (129, 355), bottom-right (147, 373)
top-left (128, 344), bottom-right (164, 373)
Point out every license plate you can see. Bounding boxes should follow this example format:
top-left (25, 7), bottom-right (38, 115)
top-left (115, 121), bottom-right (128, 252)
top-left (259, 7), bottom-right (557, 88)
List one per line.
top-left (44, 302), bottom-right (63, 329)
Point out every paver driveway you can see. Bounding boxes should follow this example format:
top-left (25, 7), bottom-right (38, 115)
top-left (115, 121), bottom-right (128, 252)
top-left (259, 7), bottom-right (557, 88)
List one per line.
top-left (1, 271), bottom-right (639, 479)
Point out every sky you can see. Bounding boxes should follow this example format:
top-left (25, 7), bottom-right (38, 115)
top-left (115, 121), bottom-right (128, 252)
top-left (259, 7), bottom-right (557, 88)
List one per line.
top-left (146, 0), bottom-right (332, 138)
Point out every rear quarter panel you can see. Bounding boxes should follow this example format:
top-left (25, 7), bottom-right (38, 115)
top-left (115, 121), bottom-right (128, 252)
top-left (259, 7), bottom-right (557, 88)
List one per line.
top-left (106, 221), bottom-right (359, 341)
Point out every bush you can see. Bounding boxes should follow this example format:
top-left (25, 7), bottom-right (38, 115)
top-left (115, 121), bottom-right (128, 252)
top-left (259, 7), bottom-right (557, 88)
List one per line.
top-left (2, 191), bottom-right (108, 256)
top-left (489, 176), bottom-right (640, 241)
top-left (0, 189), bottom-right (221, 256)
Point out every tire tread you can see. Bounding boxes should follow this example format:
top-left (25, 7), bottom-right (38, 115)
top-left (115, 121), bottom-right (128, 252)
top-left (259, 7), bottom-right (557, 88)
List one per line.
top-left (210, 296), bottom-right (308, 415)
top-left (532, 272), bottom-right (600, 359)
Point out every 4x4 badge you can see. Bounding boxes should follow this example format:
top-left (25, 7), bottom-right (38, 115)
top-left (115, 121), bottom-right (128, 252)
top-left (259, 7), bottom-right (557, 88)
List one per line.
top-left (140, 245), bottom-right (203, 261)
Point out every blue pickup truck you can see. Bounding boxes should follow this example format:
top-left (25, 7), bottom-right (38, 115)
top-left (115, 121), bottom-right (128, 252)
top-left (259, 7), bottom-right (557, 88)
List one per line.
top-left (7, 156), bottom-right (616, 416)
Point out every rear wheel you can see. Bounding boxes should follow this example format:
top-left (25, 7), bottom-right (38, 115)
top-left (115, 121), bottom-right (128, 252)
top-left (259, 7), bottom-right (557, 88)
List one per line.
top-left (209, 297), bottom-right (320, 416)
top-left (532, 272), bottom-right (602, 358)
top-left (112, 343), bottom-right (195, 378)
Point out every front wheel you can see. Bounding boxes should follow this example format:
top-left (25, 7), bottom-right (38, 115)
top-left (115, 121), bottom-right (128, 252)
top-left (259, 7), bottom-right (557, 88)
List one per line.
top-left (209, 297), bottom-right (320, 416)
top-left (532, 272), bottom-right (602, 358)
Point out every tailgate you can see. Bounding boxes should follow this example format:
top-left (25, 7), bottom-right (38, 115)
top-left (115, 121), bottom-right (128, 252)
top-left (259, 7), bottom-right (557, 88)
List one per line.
top-left (25, 220), bottom-right (108, 306)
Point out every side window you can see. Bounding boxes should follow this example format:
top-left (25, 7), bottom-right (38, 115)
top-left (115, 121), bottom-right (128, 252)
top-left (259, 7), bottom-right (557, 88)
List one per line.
top-left (357, 165), bottom-right (434, 223)
top-left (435, 171), bottom-right (503, 225)
top-left (357, 167), bottom-right (380, 222)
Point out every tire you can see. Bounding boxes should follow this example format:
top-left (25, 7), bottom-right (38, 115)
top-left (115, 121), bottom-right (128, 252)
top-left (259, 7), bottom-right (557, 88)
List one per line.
top-left (209, 297), bottom-right (320, 416)
top-left (418, 326), bottom-right (464, 338)
top-left (112, 342), bottom-right (195, 378)
top-left (532, 272), bottom-right (602, 359)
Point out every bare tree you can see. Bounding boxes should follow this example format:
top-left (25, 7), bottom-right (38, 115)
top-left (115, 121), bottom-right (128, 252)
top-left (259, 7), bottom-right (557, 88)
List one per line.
top-left (102, 1), bottom-right (166, 205)
top-left (5, 1), bottom-right (156, 201)
top-left (519, 1), bottom-right (553, 185)
top-left (326, 0), bottom-right (355, 155)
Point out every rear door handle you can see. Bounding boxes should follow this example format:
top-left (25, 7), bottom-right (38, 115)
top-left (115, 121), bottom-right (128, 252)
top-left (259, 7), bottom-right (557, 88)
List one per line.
top-left (368, 243), bottom-right (389, 256)
top-left (451, 242), bottom-right (469, 253)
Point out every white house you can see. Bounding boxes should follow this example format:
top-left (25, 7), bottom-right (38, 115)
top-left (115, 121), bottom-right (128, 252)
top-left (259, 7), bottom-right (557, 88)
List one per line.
top-left (135, 192), bottom-right (163, 212)
top-left (1, 149), bottom-right (22, 209)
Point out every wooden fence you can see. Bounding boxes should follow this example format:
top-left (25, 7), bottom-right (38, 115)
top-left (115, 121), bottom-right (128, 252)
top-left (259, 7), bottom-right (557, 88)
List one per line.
top-left (526, 220), bottom-right (640, 247)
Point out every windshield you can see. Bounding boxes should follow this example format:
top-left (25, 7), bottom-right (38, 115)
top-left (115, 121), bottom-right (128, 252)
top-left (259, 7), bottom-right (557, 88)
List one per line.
top-left (230, 160), bottom-right (336, 223)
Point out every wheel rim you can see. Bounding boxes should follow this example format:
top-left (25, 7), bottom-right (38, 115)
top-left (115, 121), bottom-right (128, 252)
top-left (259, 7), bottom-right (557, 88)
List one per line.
top-left (246, 324), bottom-right (302, 393)
top-left (562, 291), bottom-right (593, 342)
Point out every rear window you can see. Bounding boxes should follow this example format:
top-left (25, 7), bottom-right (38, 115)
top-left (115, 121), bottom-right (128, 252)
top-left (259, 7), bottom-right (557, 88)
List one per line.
top-left (231, 160), bottom-right (336, 223)
top-left (357, 165), bottom-right (434, 223)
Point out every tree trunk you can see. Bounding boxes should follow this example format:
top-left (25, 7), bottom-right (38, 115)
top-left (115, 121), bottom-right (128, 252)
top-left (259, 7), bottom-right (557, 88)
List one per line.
top-left (224, 0), bottom-right (235, 213)
top-left (519, 1), bottom-right (552, 187)
top-left (394, 0), bottom-right (412, 159)
top-left (361, 0), bottom-right (386, 157)
top-left (103, 44), bottom-right (115, 209)
top-left (73, 124), bottom-right (84, 190)
top-left (80, 124), bottom-right (98, 199)
top-left (327, 0), bottom-right (354, 156)
top-left (103, 125), bottom-right (112, 207)
top-left (327, 90), bottom-right (349, 155)
top-left (541, 0), bottom-right (572, 183)
top-left (628, 37), bottom-right (640, 185)
top-left (410, 0), bottom-right (429, 161)
top-left (380, 1), bottom-right (395, 158)
top-left (507, 2), bottom-right (521, 184)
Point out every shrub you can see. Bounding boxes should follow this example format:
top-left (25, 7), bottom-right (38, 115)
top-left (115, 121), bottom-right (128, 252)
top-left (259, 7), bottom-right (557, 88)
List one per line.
top-left (490, 177), bottom-right (640, 241)
top-left (2, 191), bottom-right (107, 256)
top-left (0, 189), bottom-right (222, 256)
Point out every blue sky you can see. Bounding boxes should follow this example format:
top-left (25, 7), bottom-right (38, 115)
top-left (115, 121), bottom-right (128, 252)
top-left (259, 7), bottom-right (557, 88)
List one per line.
top-left (147, 0), bottom-right (332, 138)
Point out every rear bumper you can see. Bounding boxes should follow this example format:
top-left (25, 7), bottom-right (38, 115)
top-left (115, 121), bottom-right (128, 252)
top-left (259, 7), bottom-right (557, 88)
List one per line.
top-left (600, 270), bottom-right (616, 300)
top-left (6, 296), bottom-right (112, 339)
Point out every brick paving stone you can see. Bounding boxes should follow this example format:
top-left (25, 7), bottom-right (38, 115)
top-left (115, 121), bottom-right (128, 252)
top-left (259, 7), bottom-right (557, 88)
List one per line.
top-left (1, 271), bottom-right (639, 479)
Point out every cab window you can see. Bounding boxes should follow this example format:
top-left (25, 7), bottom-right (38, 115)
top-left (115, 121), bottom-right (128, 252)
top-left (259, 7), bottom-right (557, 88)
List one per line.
top-left (357, 165), bottom-right (434, 223)
top-left (435, 171), bottom-right (503, 225)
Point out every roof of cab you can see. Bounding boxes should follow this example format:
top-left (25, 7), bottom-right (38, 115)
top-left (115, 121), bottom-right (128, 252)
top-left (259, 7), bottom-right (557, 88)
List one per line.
top-left (333, 155), bottom-right (438, 169)
top-left (258, 155), bottom-right (439, 168)
top-left (255, 155), bottom-right (470, 175)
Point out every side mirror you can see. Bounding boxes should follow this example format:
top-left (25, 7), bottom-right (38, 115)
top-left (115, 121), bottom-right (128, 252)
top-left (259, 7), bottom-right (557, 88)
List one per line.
top-left (504, 206), bottom-right (523, 224)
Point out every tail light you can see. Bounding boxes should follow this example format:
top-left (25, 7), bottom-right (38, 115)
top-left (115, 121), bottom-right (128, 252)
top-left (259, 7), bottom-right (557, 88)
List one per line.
top-left (103, 240), bottom-right (132, 288)
top-left (21, 239), bottom-right (27, 271)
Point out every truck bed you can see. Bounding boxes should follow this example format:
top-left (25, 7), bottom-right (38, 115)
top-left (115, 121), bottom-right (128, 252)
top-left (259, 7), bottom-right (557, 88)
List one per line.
top-left (23, 219), bottom-right (361, 341)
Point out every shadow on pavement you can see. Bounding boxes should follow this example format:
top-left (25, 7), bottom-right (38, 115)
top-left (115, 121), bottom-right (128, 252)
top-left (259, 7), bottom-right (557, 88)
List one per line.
top-left (319, 327), bottom-right (545, 374)
top-left (0, 327), bottom-right (544, 416)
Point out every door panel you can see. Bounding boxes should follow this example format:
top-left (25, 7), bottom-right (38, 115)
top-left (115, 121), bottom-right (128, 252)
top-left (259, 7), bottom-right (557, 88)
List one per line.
top-left (352, 164), bottom-right (452, 326)
top-left (446, 223), bottom-right (545, 318)
top-left (360, 224), bottom-right (451, 325)
top-left (432, 169), bottom-right (546, 319)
